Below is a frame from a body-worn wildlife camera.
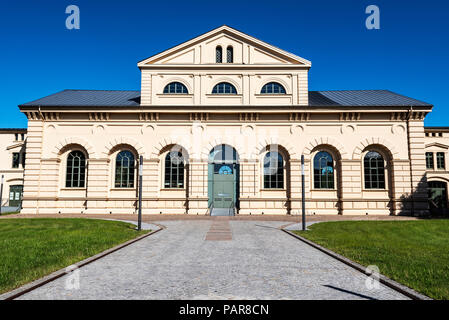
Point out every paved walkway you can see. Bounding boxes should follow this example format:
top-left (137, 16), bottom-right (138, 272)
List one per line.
top-left (18, 220), bottom-right (408, 300)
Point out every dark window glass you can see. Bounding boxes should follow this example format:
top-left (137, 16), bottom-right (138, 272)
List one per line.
top-left (14, 133), bottom-right (18, 141)
top-left (21, 153), bottom-right (26, 168)
top-left (314, 151), bottom-right (334, 189)
top-left (226, 46), bottom-right (233, 63)
top-left (437, 152), bottom-right (445, 169)
top-left (65, 151), bottom-right (86, 188)
top-left (12, 153), bottom-right (20, 168)
top-left (261, 82), bottom-right (286, 94)
top-left (115, 151), bottom-right (135, 188)
top-left (21, 133), bottom-right (25, 141)
top-left (364, 151), bottom-right (385, 189)
top-left (263, 151), bottom-right (284, 189)
top-left (163, 82), bottom-right (188, 94)
top-left (426, 152), bottom-right (434, 170)
top-left (216, 46), bottom-right (222, 63)
top-left (164, 151), bottom-right (185, 188)
top-left (212, 82), bottom-right (237, 94)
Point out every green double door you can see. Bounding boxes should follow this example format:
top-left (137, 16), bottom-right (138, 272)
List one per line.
top-left (213, 173), bottom-right (235, 209)
top-left (209, 163), bottom-right (238, 211)
top-left (9, 185), bottom-right (23, 207)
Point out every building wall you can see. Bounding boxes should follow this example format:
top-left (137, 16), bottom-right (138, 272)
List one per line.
top-left (19, 111), bottom-right (428, 215)
top-left (0, 130), bottom-right (26, 208)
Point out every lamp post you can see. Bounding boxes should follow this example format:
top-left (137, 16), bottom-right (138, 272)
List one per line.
top-left (301, 155), bottom-right (306, 231)
top-left (0, 175), bottom-right (4, 215)
top-left (138, 156), bottom-right (143, 231)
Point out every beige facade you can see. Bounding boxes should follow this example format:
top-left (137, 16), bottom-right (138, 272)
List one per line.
top-left (16, 26), bottom-right (435, 216)
top-left (0, 129), bottom-right (26, 209)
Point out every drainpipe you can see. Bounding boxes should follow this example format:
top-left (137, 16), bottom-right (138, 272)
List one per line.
top-left (406, 106), bottom-right (415, 216)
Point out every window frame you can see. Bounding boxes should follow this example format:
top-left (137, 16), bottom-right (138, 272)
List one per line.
top-left (436, 152), bottom-right (445, 170)
top-left (114, 150), bottom-right (136, 188)
top-left (313, 151), bottom-right (335, 190)
top-left (226, 46), bottom-right (233, 63)
top-left (363, 150), bottom-right (387, 190)
top-left (211, 82), bottom-right (238, 95)
top-left (426, 152), bottom-right (434, 170)
top-left (65, 150), bottom-right (87, 188)
top-left (12, 152), bottom-right (20, 169)
top-left (262, 151), bottom-right (285, 190)
top-left (163, 151), bottom-right (185, 189)
top-left (216, 46), bottom-right (223, 63)
top-left (163, 82), bottom-right (189, 95)
top-left (260, 82), bottom-right (287, 95)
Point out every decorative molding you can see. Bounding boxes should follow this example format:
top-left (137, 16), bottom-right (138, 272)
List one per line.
top-left (302, 137), bottom-right (348, 159)
top-left (352, 137), bottom-right (399, 160)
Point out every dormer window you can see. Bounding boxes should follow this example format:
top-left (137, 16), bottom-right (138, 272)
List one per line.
top-left (216, 46), bottom-right (223, 63)
top-left (226, 46), bottom-right (233, 63)
top-left (163, 82), bottom-right (188, 94)
top-left (212, 82), bottom-right (237, 94)
top-left (261, 82), bottom-right (286, 94)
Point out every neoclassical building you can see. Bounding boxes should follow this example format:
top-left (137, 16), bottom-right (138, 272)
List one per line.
top-left (17, 25), bottom-right (435, 216)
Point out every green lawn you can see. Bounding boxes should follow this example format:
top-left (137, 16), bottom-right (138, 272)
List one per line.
top-left (0, 218), bottom-right (148, 294)
top-left (294, 220), bottom-right (449, 300)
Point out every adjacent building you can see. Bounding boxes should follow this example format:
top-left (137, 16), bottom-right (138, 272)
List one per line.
top-left (0, 128), bottom-right (26, 210)
top-left (9, 26), bottom-right (444, 216)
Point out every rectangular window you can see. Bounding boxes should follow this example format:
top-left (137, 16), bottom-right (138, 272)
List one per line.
top-left (21, 133), bottom-right (25, 140)
top-left (437, 152), bottom-right (445, 169)
top-left (12, 153), bottom-right (20, 168)
top-left (426, 152), bottom-right (434, 170)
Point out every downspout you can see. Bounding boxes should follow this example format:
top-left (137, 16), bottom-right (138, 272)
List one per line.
top-left (406, 106), bottom-right (415, 216)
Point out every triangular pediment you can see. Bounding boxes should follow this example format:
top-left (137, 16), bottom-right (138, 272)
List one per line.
top-left (425, 142), bottom-right (449, 150)
top-left (138, 25), bottom-right (311, 67)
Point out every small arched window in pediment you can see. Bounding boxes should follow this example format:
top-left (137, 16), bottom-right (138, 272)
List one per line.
top-left (216, 46), bottom-right (223, 63)
top-left (163, 82), bottom-right (188, 94)
top-left (212, 82), bottom-right (237, 94)
top-left (261, 82), bottom-right (286, 94)
top-left (226, 46), bottom-right (233, 63)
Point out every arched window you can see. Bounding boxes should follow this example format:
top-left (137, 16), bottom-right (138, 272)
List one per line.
top-left (115, 151), bottom-right (135, 188)
top-left (66, 151), bottom-right (86, 188)
top-left (261, 82), bottom-right (286, 94)
top-left (163, 82), bottom-right (188, 94)
top-left (364, 151), bottom-right (385, 189)
top-left (212, 82), bottom-right (237, 94)
top-left (226, 46), bottom-right (233, 63)
top-left (314, 151), bottom-right (334, 189)
top-left (263, 151), bottom-right (284, 189)
top-left (216, 46), bottom-right (222, 63)
top-left (165, 151), bottom-right (185, 188)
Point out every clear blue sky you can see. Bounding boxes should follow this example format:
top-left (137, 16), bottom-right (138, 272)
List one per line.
top-left (0, 0), bottom-right (448, 128)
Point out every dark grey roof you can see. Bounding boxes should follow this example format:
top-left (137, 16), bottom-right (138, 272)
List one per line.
top-left (20, 90), bottom-right (140, 107)
top-left (308, 90), bottom-right (432, 107)
top-left (19, 89), bottom-right (432, 108)
top-left (0, 128), bottom-right (27, 132)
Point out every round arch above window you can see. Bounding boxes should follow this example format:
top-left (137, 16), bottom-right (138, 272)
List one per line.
top-left (212, 82), bottom-right (237, 94)
top-left (163, 82), bottom-right (189, 94)
top-left (261, 82), bottom-right (286, 94)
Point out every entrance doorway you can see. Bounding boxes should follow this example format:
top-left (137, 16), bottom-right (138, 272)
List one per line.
top-left (208, 144), bottom-right (239, 216)
top-left (428, 180), bottom-right (448, 215)
top-left (9, 185), bottom-right (23, 208)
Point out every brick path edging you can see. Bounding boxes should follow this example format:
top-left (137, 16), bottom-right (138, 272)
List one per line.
top-left (0, 222), bottom-right (164, 300)
top-left (280, 226), bottom-right (432, 300)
